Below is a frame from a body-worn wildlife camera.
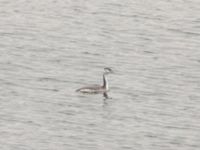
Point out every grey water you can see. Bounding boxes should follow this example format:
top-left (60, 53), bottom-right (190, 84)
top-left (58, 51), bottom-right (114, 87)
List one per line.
top-left (0, 0), bottom-right (200, 149)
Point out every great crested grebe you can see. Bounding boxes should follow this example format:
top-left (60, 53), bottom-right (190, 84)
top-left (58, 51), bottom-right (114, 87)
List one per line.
top-left (76, 67), bottom-right (113, 95)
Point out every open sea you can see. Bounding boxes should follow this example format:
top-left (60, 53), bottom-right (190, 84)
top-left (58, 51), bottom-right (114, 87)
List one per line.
top-left (0, 0), bottom-right (200, 149)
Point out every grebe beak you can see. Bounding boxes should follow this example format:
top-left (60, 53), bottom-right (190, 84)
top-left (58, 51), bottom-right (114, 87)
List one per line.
top-left (109, 69), bottom-right (114, 74)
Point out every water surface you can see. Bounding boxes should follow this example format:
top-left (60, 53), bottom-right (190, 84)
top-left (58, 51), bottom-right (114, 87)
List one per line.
top-left (0, 0), bottom-right (200, 149)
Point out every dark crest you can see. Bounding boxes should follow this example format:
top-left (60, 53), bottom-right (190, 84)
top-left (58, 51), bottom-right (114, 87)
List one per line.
top-left (104, 67), bottom-right (113, 73)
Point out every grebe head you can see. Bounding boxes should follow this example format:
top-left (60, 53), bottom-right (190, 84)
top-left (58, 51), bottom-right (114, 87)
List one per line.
top-left (104, 67), bottom-right (114, 75)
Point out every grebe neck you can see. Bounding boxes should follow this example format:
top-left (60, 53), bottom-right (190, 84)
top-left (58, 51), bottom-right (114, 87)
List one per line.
top-left (103, 74), bottom-right (109, 90)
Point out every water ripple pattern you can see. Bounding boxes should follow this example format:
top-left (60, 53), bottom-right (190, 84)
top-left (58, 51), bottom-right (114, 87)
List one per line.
top-left (0, 0), bottom-right (200, 150)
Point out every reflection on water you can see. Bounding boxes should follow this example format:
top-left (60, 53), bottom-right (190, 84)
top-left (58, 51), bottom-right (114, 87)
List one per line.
top-left (0, 0), bottom-right (200, 149)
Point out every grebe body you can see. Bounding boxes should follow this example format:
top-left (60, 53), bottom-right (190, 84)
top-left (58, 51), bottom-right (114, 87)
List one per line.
top-left (76, 68), bottom-right (113, 94)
